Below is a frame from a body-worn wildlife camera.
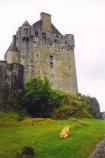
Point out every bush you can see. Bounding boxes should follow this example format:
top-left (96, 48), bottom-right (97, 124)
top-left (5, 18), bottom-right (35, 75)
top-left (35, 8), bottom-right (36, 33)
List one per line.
top-left (53, 105), bottom-right (79, 119)
top-left (0, 77), bottom-right (100, 119)
top-left (16, 146), bottom-right (35, 158)
top-left (19, 77), bottom-right (61, 117)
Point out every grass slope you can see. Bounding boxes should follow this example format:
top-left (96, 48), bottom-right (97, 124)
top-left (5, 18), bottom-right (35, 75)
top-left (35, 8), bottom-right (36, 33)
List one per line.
top-left (0, 112), bottom-right (105, 158)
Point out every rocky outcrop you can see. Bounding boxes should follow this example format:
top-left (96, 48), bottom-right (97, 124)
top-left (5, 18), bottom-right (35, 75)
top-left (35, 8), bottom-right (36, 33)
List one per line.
top-left (90, 139), bottom-right (105, 158)
top-left (89, 97), bottom-right (101, 118)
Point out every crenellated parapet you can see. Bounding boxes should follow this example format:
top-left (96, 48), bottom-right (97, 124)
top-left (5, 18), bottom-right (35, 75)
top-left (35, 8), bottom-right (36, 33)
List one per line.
top-left (14, 12), bottom-right (74, 53)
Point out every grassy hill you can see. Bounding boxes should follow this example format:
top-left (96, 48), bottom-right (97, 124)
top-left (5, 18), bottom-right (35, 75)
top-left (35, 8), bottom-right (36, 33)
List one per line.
top-left (0, 112), bottom-right (105, 158)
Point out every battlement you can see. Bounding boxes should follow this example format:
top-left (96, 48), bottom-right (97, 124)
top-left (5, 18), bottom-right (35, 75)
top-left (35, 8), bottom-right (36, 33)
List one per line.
top-left (14, 12), bottom-right (74, 51)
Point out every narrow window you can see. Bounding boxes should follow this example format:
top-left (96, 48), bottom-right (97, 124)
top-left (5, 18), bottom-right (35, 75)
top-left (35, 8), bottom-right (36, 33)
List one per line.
top-left (22, 37), bottom-right (29, 42)
top-left (42, 32), bottom-right (46, 39)
top-left (61, 43), bottom-right (64, 49)
top-left (50, 62), bottom-right (53, 69)
top-left (69, 65), bottom-right (71, 70)
top-left (24, 28), bottom-right (28, 34)
top-left (54, 39), bottom-right (57, 43)
top-left (49, 55), bottom-right (54, 69)
top-left (34, 37), bottom-right (38, 42)
top-left (68, 45), bottom-right (73, 50)
top-left (50, 55), bottom-right (53, 61)
top-left (30, 35), bottom-right (33, 39)
top-left (35, 31), bottom-right (39, 37)
top-left (34, 31), bottom-right (39, 43)
top-left (56, 34), bottom-right (59, 38)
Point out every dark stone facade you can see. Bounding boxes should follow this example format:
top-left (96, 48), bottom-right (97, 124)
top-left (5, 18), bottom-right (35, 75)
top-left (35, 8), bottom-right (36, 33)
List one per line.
top-left (0, 61), bottom-right (24, 99)
top-left (89, 97), bottom-right (101, 118)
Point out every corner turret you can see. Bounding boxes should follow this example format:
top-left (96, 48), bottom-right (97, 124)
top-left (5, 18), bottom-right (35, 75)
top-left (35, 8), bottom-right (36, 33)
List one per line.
top-left (22, 20), bottom-right (30, 27)
top-left (4, 35), bottom-right (19, 64)
top-left (64, 34), bottom-right (75, 50)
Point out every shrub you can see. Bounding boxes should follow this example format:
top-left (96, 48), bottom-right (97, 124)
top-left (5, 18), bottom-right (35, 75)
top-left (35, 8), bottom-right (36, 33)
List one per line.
top-left (19, 77), bottom-right (61, 117)
top-left (53, 105), bottom-right (79, 119)
top-left (16, 146), bottom-right (35, 158)
top-left (0, 77), bottom-right (100, 119)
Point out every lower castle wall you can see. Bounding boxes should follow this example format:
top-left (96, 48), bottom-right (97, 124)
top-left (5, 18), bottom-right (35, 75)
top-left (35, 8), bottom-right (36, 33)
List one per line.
top-left (0, 61), bottom-right (24, 99)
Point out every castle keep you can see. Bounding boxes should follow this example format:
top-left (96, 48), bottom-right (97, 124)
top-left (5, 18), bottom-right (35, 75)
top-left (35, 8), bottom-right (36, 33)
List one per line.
top-left (0, 12), bottom-right (78, 99)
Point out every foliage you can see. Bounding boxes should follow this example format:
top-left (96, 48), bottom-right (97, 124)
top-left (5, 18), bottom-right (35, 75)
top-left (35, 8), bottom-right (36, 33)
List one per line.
top-left (19, 77), bottom-right (61, 117)
top-left (16, 146), bottom-right (35, 158)
top-left (53, 104), bottom-right (79, 119)
top-left (52, 92), bottom-right (96, 118)
top-left (0, 90), bottom-right (23, 112)
top-left (19, 78), bottom-right (93, 118)
top-left (0, 77), bottom-right (100, 118)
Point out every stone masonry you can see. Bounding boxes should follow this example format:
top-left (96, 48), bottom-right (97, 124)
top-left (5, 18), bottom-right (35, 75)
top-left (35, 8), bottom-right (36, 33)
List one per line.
top-left (0, 61), bottom-right (24, 99)
top-left (89, 139), bottom-right (105, 158)
top-left (0, 12), bottom-right (78, 99)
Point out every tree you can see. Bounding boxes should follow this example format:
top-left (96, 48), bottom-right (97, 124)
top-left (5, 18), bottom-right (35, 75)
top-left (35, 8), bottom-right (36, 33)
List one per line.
top-left (20, 77), bottom-right (60, 117)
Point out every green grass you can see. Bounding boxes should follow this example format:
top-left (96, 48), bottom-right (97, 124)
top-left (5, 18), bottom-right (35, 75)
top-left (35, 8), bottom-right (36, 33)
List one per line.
top-left (0, 112), bottom-right (105, 158)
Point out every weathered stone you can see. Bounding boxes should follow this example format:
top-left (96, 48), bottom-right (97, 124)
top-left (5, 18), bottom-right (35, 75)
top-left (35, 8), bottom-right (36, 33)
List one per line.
top-left (89, 97), bottom-right (101, 118)
top-left (0, 61), bottom-right (24, 99)
top-left (1, 12), bottom-right (78, 99)
top-left (90, 139), bottom-right (105, 158)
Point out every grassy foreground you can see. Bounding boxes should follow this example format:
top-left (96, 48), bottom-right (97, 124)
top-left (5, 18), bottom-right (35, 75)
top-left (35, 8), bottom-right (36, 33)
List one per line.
top-left (0, 112), bottom-right (105, 158)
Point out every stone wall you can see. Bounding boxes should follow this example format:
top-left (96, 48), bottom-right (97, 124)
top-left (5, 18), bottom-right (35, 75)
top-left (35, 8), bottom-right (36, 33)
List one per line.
top-left (4, 12), bottom-right (78, 94)
top-left (0, 61), bottom-right (24, 99)
top-left (0, 61), bottom-right (8, 99)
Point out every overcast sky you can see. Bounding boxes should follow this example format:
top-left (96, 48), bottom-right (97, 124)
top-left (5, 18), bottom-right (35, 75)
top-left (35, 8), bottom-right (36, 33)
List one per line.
top-left (0, 0), bottom-right (105, 111)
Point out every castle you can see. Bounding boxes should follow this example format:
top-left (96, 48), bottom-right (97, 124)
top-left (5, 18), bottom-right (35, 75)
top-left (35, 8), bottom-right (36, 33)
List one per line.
top-left (0, 12), bottom-right (78, 99)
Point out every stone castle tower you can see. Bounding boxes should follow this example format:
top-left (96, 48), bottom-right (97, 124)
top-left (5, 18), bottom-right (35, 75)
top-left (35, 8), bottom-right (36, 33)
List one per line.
top-left (0, 12), bottom-right (78, 99)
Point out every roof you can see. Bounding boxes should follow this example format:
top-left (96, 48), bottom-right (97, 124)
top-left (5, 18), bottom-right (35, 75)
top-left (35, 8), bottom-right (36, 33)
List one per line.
top-left (33, 20), bottom-right (62, 35)
top-left (7, 43), bottom-right (18, 52)
top-left (22, 20), bottom-right (30, 26)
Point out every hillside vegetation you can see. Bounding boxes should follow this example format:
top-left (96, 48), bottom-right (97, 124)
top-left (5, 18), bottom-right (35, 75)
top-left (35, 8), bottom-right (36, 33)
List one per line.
top-left (0, 77), bottom-right (101, 119)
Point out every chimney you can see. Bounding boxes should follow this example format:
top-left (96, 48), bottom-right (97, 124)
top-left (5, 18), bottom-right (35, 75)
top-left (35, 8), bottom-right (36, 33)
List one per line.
top-left (40, 12), bottom-right (52, 32)
top-left (12, 35), bottom-right (16, 46)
